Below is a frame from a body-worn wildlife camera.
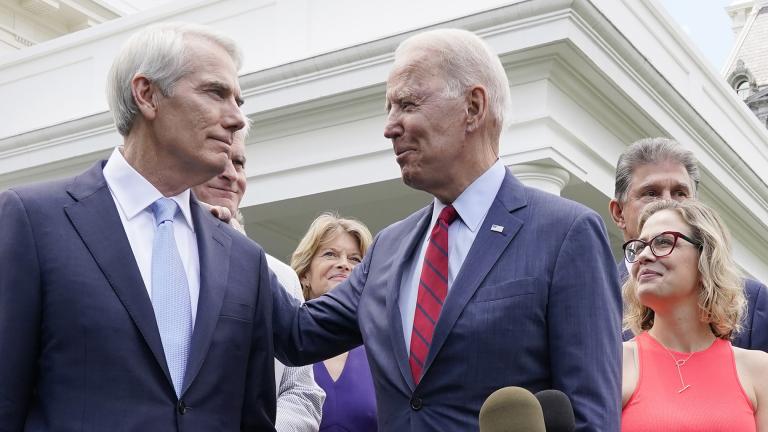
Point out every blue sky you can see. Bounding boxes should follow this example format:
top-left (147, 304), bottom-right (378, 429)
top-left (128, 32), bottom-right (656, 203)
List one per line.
top-left (658, 0), bottom-right (736, 71)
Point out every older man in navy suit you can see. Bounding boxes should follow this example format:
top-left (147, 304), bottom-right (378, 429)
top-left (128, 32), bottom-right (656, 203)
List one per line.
top-left (271, 28), bottom-right (622, 432)
top-left (609, 137), bottom-right (768, 350)
top-left (0, 23), bottom-right (280, 430)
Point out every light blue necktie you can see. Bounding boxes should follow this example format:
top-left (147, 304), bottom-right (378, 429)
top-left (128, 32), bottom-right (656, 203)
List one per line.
top-left (150, 197), bottom-right (192, 398)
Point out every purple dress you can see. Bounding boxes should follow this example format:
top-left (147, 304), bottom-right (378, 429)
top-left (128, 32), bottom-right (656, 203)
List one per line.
top-left (314, 346), bottom-right (378, 431)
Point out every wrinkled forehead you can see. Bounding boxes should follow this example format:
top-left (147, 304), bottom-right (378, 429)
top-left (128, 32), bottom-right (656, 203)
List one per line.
top-left (630, 161), bottom-right (694, 190)
top-left (386, 49), bottom-right (447, 96)
top-left (186, 36), bottom-right (241, 83)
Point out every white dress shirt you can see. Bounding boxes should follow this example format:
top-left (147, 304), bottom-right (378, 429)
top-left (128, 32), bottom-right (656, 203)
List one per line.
top-left (399, 159), bottom-right (506, 351)
top-left (266, 254), bottom-right (325, 432)
top-left (102, 147), bottom-right (200, 325)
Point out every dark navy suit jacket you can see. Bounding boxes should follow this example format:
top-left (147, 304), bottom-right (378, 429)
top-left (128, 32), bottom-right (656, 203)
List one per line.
top-left (617, 262), bottom-right (768, 350)
top-left (274, 170), bottom-right (623, 432)
top-left (0, 161), bottom-right (278, 431)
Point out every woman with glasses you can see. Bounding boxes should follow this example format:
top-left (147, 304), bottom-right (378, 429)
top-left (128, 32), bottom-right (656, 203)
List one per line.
top-left (291, 213), bottom-right (378, 432)
top-left (620, 199), bottom-right (768, 431)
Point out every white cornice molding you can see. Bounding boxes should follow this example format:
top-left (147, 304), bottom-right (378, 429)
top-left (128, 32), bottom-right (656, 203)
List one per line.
top-left (0, 0), bottom-right (222, 68)
top-left (582, 1), bottom-right (768, 218)
top-left (0, 112), bottom-right (116, 189)
top-left (2, 0), bottom-right (767, 267)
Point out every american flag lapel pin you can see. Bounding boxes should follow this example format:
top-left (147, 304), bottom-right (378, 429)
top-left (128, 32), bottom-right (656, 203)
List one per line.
top-left (490, 224), bottom-right (504, 233)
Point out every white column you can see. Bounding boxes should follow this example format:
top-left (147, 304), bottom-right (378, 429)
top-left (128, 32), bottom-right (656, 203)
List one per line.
top-left (510, 163), bottom-right (570, 196)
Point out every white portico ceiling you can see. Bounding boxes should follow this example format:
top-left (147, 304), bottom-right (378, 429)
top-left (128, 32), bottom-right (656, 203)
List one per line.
top-left (0, 0), bottom-right (120, 52)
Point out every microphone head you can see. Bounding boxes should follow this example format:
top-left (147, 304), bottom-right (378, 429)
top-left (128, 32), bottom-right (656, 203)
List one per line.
top-left (535, 389), bottom-right (576, 432)
top-left (479, 386), bottom-right (546, 432)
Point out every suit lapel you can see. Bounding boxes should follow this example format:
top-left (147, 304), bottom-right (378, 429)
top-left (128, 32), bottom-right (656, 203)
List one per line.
top-left (385, 205), bottom-right (434, 391)
top-left (424, 170), bottom-right (528, 373)
top-left (64, 162), bottom-right (172, 385)
top-left (181, 199), bottom-right (232, 395)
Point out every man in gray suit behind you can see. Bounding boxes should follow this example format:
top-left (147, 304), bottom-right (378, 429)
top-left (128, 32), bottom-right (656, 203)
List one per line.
top-left (271, 28), bottom-right (622, 432)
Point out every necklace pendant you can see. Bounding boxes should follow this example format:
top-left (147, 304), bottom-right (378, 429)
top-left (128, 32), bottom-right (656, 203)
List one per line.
top-left (677, 384), bottom-right (691, 393)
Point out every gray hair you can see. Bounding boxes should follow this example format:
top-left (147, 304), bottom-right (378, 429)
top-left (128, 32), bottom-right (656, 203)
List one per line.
top-left (614, 137), bottom-right (700, 202)
top-left (395, 28), bottom-right (511, 130)
top-left (106, 22), bottom-right (242, 136)
top-left (236, 112), bottom-right (252, 140)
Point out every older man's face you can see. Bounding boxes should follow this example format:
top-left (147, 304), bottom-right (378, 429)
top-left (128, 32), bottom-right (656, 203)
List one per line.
top-left (193, 135), bottom-right (247, 215)
top-left (383, 49), bottom-right (471, 199)
top-left (151, 37), bottom-right (245, 183)
top-left (611, 160), bottom-right (694, 240)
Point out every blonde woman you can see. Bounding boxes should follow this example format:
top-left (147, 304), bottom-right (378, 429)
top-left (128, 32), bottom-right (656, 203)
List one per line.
top-left (291, 213), bottom-right (377, 431)
top-left (621, 199), bottom-right (768, 431)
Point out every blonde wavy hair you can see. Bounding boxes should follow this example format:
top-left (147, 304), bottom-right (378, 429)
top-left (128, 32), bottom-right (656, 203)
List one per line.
top-left (290, 213), bottom-right (373, 300)
top-left (622, 200), bottom-right (745, 339)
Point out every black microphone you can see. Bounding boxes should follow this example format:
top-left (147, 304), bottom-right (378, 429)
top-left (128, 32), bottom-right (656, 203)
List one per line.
top-left (535, 389), bottom-right (575, 432)
top-left (479, 386), bottom-right (546, 432)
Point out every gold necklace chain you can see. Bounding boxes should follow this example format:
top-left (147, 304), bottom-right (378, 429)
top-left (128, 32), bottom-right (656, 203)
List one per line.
top-left (659, 345), bottom-right (695, 393)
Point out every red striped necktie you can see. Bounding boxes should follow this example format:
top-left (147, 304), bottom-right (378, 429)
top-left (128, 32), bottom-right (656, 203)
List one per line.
top-left (409, 205), bottom-right (458, 385)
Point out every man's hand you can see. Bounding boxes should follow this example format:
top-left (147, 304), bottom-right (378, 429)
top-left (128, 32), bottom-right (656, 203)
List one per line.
top-left (201, 201), bottom-right (233, 222)
top-left (200, 201), bottom-right (246, 234)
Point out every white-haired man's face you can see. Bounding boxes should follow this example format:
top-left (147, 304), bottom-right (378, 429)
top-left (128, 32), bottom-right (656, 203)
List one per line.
top-left (383, 49), bottom-right (483, 202)
top-left (144, 37), bottom-right (246, 185)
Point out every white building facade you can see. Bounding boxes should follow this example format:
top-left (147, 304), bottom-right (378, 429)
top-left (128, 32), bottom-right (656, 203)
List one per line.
top-left (1, 0), bottom-right (767, 280)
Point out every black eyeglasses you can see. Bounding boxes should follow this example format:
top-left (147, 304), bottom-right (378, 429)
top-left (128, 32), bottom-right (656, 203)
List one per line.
top-left (622, 231), bottom-right (701, 263)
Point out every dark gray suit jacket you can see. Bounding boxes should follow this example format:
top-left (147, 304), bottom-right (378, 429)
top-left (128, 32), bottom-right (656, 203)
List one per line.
top-left (0, 161), bottom-right (278, 431)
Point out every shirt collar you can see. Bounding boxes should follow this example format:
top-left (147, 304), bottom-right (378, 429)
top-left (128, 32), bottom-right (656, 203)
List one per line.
top-left (431, 159), bottom-right (506, 232)
top-left (103, 147), bottom-right (195, 232)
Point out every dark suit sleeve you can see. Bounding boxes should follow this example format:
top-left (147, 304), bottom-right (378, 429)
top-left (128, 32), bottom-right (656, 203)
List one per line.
top-left (548, 211), bottom-right (622, 432)
top-left (240, 250), bottom-right (279, 431)
top-left (743, 278), bottom-right (768, 352)
top-left (0, 190), bottom-right (41, 429)
top-left (272, 234), bottom-right (374, 366)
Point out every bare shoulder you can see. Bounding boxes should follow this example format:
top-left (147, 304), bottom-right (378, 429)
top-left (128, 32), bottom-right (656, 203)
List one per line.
top-left (623, 340), bottom-right (637, 358)
top-left (733, 346), bottom-right (768, 375)
top-left (622, 340), bottom-right (639, 406)
top-left (622, 340), bottom-right (639, 375)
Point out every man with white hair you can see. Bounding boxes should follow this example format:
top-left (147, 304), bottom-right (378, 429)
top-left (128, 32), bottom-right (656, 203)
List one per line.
top-left (271, 28), bottom-right (622, 431)
top-left (0, 23), bottom-right (281, 430)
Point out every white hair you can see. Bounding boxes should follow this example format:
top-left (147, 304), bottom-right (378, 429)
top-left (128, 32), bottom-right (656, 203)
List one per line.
top-left (395, 28), bottom-right (511, 130)
top-left (106, 22), bottom-right (242, 136)
top-left (234, 113), bottom-right (252, 141)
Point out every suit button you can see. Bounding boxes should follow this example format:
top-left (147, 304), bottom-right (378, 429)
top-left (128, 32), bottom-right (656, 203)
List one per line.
top-left (410, 397), bottom-right (423, 410)
top-left (177, 400), bottom-right (188, 415)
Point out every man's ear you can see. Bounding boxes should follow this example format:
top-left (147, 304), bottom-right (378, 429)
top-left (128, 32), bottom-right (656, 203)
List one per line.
top-left (131, 74), bottom-right (160, 121)
top-left (466, 85), bottom-right (488, 133)
top-left (609, 199), bottom-right (626, 230)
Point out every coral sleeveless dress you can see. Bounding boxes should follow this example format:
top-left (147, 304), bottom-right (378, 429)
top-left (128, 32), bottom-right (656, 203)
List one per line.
top-left (622, 332), bottom-right (755, 431)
